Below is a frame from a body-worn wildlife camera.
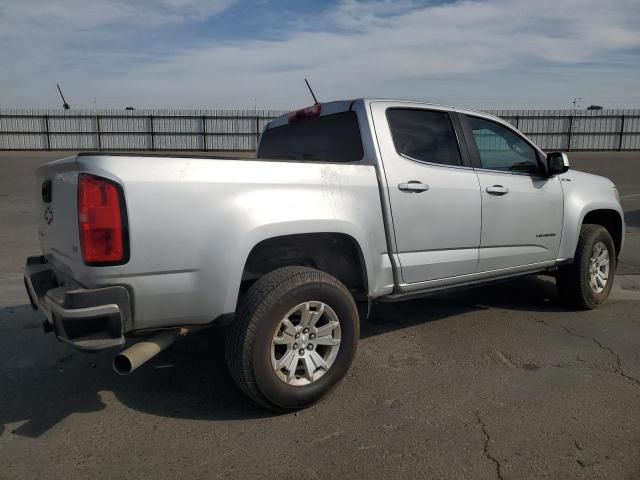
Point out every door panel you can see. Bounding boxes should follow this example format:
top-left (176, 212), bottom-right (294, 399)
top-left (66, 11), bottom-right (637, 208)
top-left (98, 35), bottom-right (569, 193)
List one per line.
top-left (462, 115), bottom-right (564, 271)
top-left (475, 171), bottom-right (563, 270)
top-left (399, 248), bottom-right (480, 282)
top-left (371, 103), bottom-right (482, 284)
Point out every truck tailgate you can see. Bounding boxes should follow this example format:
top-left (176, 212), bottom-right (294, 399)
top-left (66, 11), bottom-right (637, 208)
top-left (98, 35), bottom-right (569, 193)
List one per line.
top-left (36, 156), bottom-right (84, 278)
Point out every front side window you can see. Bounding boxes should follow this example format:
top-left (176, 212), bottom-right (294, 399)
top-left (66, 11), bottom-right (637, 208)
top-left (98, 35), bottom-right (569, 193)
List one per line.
top-left (467, 116), bottom-right (540, 174)
top-left (386, 109), bottom-right (462, 166)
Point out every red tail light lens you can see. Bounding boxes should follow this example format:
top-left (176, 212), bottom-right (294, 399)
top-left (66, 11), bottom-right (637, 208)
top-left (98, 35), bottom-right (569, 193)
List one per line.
top-left (78, 174), bottom-right (127, 265)
top-left (288, 104), bottom-right (321, 123)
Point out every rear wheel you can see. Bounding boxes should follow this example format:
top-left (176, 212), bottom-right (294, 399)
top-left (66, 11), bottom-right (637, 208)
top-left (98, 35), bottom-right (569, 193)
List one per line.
top-left (556, 224), bottom-right (616, 309)
top-left (225, 266), bottom-right (359, 411)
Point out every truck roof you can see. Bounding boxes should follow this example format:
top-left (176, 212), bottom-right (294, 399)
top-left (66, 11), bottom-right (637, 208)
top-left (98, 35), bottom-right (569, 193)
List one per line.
top-left (266, 98), bottom-right (508, 130)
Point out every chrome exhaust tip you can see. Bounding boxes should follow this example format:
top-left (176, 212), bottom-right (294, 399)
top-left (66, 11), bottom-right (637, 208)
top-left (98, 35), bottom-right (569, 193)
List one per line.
top-left (113, 331), bottom-right (176, 375)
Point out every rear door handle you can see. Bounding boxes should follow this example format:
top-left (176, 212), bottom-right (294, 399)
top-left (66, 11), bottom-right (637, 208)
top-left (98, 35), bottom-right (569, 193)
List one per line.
top-left (398, 181), bottom-right (429, 193)
top-left (486, 185), bottom-right (509, 195)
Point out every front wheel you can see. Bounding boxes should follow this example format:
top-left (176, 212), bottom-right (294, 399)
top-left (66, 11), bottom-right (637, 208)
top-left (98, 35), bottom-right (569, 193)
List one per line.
top-left (556, 224), bottom-right (616, 309)
top-left (225, 266), bottom-right (359, 411)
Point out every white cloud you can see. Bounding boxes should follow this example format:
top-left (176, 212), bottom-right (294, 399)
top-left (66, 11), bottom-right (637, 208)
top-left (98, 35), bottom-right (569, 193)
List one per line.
top-left (1, 0), bottom-right (639, 109)
top-left (0, 0), bottom-right (234, 29)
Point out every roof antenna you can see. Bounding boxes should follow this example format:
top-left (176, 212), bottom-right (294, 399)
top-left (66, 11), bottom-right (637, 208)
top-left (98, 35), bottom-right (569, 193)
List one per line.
top-left (305, 78), bottom-right (319, 105)
top-left (57, 83), bottom-right (70, 110)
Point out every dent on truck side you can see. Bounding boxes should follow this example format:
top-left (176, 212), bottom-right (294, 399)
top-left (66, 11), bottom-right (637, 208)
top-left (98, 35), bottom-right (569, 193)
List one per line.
top-left (556, 169), bottom-right (625, 262)
top-left (219, 163), bottom-right (396, 316)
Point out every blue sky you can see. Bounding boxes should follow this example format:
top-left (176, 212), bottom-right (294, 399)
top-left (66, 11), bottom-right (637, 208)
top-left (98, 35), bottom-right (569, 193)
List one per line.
top-left (1, 0), bottom-right (639, 109)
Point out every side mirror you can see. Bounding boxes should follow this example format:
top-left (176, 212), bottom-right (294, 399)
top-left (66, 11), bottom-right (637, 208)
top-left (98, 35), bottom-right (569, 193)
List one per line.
top-left (547, 152), bottom-right (570, 175)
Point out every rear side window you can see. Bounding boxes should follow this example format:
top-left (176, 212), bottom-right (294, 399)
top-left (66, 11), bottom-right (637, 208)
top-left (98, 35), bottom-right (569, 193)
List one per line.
top-left (386, 109), bottom-right (462, 166)
top-left (258, 111), bottom-right (364, 162)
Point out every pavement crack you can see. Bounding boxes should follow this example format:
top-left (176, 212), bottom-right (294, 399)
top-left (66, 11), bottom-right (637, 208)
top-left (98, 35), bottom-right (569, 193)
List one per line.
top-left (577, 458), bottom-right (600, 468)
top-left (493, 349), bottom-right (517, 369)
top-left (492, 350), bottom-right (540, 371)
top-left (561, 325), bottom-right (640, 388)
top-left (310, 430), bottom-right (342, 445)
top-left (476, 410), bottom-right (504, 480)
top-left (620, 370), bottom-right (640, 387)
top-left (535, 318), bottom-right (551, 327)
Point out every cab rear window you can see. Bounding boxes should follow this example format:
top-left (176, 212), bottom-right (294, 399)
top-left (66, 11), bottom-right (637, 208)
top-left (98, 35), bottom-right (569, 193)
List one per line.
top-left (257, 111), bottom-right (364, 162)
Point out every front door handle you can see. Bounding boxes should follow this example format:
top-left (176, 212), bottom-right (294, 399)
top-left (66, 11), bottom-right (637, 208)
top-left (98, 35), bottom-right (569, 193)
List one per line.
top-left (398, 181), bottom-right (429, 193)
top-left (486, 185), bottom-right (509, 195)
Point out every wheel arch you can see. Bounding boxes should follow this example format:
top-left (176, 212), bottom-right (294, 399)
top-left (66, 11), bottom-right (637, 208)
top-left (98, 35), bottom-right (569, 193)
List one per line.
top-left (238, 232), bottom-right (369, 305)
top-left (581, 209), bottom-right (623, 258)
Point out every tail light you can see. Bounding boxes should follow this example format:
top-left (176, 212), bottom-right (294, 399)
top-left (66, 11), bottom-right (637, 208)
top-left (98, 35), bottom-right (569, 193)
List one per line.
top-left (288, 104), bottom-right (321, 123)
top-left (78, 174), bottom-right (128, 265)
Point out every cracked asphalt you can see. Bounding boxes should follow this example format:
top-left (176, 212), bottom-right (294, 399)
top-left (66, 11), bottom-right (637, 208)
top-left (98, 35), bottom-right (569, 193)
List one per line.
top-left (1, 151), bottom-right (640, 479)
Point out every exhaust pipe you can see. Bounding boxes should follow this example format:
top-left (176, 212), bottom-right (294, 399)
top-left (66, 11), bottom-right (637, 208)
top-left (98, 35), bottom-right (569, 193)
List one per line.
top-left (113, 330), bottom-right (176, 375)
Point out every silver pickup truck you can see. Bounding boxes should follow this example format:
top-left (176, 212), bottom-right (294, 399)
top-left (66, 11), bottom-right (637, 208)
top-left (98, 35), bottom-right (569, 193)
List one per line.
top-left (24, 99), bottom-right (624, 410)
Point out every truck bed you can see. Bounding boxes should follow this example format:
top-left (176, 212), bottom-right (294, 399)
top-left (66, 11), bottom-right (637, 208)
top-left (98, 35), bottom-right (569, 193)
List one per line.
top-left (36, 153), bottom-right (392, 330)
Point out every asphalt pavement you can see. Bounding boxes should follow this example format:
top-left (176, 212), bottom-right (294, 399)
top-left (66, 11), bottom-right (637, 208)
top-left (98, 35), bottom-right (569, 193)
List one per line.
top-left (1, 151), bottom-right (639, 479)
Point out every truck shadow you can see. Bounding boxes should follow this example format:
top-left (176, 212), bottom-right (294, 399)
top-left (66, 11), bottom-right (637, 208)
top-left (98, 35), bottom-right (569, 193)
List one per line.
top-left (1, 275), bottom-right (568, 437)
top-left (363, 274), bottom-right (566, 339)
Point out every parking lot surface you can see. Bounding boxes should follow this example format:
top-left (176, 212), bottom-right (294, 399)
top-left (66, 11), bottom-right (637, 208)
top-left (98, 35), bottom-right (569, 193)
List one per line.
top-left (1, 151), bottom-right (639, 479)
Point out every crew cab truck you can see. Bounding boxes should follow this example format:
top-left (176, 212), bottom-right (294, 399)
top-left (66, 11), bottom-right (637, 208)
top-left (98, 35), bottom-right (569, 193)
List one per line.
top-left (24, 99), bottom-right (624, 411)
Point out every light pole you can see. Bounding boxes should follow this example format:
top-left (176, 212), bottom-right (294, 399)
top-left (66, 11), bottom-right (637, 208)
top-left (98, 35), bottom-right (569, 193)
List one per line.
top-left (572, 97), bottom-right (582, 113)
top-left (571, 97), bottom-right (582, 149)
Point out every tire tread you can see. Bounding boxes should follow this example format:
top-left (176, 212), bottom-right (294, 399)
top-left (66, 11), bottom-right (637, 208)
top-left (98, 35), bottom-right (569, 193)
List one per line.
top-left (557, 224), bottom-right (615, 309)
top-left (225, 266), bottom-right (356, 410)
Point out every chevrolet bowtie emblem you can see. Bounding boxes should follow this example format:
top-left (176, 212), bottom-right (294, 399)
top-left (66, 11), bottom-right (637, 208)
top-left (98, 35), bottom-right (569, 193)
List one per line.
top-left (44, 206), bottom-right (53, 225)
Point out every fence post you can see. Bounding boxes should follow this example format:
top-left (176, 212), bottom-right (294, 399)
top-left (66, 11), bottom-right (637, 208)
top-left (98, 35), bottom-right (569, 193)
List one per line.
top-left (255, 115), bottom-right (260, 150)
top-left (149, 114), bottom-right (155, 151)
top-left (619, 115), bottom-right (625, 152)
top-left (44, 114), bottom-right (51, 151)
top-left (515, 115), bottom-right (520, 129)
top-left (95, 114), bottom-right (101, 151)
top-left (202, 115), bottom-right (207, 151)
top-left (567, 114), bottom-right (573, 151)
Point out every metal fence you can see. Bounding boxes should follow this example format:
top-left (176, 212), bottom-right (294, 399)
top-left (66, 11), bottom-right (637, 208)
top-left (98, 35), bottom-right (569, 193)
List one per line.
top-left (487, 109), bottom-right (640, 151)
top-left (1, 108), bottom-right (639, 152)
top-left (0, 108), bottom-right (286, 152)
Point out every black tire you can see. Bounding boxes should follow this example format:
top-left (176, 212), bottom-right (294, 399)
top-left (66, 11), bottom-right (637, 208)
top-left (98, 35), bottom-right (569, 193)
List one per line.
top-left (225, 266), bottom-right (359, 411)
top-left (556, 224), bottom-right (616, 309)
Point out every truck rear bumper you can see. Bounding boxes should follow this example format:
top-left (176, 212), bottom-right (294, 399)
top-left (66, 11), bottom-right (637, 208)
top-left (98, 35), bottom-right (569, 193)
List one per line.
top-left (24, 255), bottom-right (131, 351)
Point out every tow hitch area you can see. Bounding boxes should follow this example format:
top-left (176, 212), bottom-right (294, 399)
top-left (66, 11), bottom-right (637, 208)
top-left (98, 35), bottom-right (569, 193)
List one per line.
top-left (23, 255), bottom-right (131, 351)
